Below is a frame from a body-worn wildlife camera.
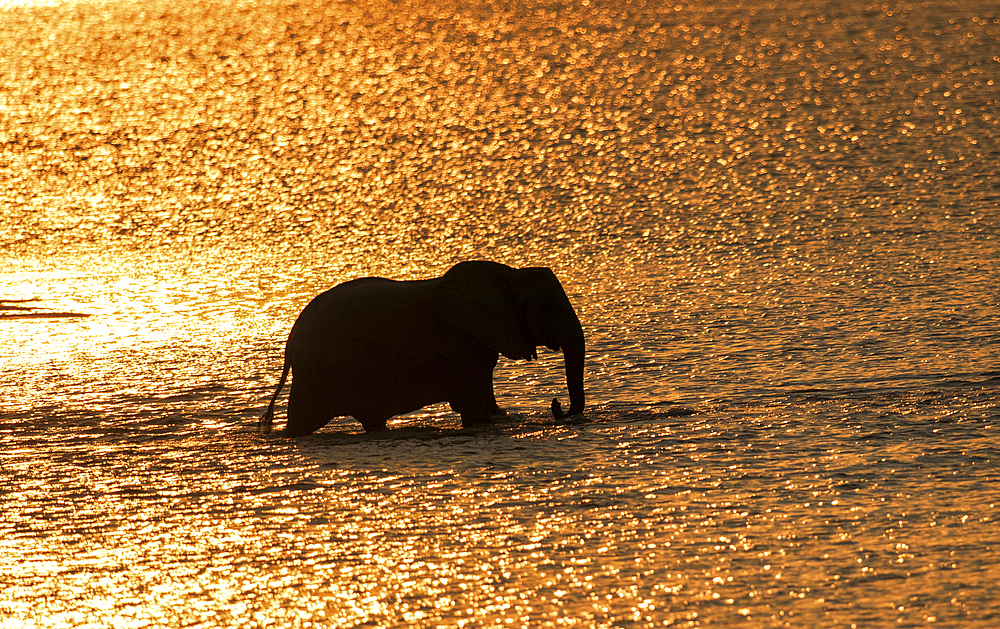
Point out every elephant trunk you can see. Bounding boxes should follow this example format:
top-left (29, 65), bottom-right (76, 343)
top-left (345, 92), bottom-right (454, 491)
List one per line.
top-left (551, 330), bottom-right (585, 419)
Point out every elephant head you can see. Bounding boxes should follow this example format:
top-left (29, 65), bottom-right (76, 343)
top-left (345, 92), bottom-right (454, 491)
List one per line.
top-left (434, 261), bottom-right (585, 418)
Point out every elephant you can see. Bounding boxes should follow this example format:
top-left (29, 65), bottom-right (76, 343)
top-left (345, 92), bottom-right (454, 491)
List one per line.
top-left (260, 260), bottom-right (585, 436)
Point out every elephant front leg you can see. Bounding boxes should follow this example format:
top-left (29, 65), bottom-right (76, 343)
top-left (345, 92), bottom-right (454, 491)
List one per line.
top-left (459, 404), bottom-right (492, 428)
top-left (450, 377), bottom-right (496, 429)
top-left (356, 415), bottom-right (389, 433)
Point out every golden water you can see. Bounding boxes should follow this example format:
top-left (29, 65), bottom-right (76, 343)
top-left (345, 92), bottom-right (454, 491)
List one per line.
top-left (2, 0), bottom-right (998, 626)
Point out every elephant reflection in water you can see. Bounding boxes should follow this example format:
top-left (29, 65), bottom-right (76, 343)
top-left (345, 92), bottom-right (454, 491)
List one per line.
top-left (260, 260), bottom-right (585, 436)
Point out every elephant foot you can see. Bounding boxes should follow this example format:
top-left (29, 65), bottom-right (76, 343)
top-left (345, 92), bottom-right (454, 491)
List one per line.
top-left (358, 415), bottom-right (388, 433)
top-left (460, 411), bottom-right (492, 429)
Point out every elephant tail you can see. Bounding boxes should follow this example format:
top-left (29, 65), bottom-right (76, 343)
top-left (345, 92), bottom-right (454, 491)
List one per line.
top-left (260, 343), bottom-right (292, 432)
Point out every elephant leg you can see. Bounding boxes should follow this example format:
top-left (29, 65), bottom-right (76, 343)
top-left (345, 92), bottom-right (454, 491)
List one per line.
top-left (355, 415), bottom-right (389, 433)
top-left (451, 376), bottom-right (495, 428)
top-left (458, 403), bottom-right (491, 428)
top-left (286, 376), bottom-right (338, 437)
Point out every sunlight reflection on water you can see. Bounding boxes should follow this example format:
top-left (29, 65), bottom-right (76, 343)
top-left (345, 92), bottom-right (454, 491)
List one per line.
top-left (2, 0), bottom-right (999, 626)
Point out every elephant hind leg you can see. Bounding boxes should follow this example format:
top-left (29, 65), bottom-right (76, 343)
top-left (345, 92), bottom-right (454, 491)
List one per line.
top-left (286, 377), bottom-right (339, 437)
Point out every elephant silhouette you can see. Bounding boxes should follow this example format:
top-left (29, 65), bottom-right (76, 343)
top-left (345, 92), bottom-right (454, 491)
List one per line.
top-left (260, 261), bottom-right (585, 436)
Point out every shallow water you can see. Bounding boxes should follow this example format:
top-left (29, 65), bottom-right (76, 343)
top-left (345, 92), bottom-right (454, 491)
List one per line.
top-left (2, 0), bottom-right (999, 626)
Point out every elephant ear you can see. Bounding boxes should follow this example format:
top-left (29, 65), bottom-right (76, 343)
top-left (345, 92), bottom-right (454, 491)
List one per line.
top-left (434, 261), bottom-right (535, 361)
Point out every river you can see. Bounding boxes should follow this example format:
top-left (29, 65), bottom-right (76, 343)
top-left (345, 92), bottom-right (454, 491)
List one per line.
top-left (2, 0), bottom-right (998, 626)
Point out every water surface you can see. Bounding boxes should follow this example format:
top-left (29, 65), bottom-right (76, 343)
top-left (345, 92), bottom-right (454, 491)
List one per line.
top-left (2, 0), bottom-right (998, 626)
